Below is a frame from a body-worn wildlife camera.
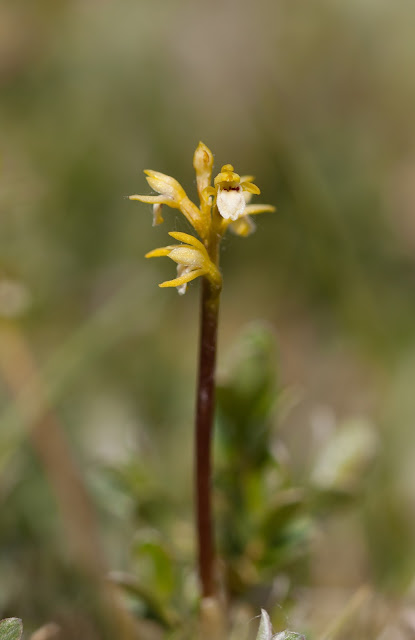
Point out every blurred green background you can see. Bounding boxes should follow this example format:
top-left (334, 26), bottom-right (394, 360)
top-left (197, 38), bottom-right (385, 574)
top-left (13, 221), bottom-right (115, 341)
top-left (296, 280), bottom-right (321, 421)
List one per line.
top-left (2, 1), bottom-right (415, 638)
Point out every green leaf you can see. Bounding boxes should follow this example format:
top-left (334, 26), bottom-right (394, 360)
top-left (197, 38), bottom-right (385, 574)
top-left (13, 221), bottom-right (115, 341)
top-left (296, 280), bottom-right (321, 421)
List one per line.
top-left (259, 515), bottom-right (313, 573)
top-left (216, 324), bottom-right (279, 468)
top-left (109, 571), bottom-right (179, 629)
top-left (0, 619), bottom-right (23, 640)
top-left (260, 488), bottom-right (305, 535)
top-left (132, 529), bottom-right (175, 598)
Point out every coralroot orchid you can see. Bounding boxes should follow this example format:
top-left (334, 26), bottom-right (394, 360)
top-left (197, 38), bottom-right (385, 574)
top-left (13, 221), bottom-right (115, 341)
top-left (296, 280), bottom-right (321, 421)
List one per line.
top-left (129, 142), bottom-right (275, 621)
top-left (129, 142), bottom-right (275, 294)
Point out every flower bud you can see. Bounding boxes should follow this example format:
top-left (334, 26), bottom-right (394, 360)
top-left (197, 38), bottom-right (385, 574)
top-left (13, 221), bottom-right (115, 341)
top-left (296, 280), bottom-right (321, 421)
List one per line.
top-left (193, 142), bottom-right (214, 200)
top-left (144, 170), bottom-right (186, 203)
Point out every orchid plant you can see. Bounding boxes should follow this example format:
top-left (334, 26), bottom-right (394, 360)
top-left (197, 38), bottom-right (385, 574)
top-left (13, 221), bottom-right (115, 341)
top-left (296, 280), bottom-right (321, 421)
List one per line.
top-left (129, 142), bottom-right (275, 622)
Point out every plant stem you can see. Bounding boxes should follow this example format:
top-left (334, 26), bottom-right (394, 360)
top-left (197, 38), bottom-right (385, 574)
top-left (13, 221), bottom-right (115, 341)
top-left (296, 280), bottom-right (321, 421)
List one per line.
top-left (195, 276), bottom-right (220, 598)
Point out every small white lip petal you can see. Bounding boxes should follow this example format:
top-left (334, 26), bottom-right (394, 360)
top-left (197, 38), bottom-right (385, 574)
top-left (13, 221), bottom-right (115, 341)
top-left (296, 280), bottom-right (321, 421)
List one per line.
top-left (176, 264), bottom-right (189, 295)
top-left (177, 283), bottom-right (187, 295)
top-left (216, 186), bottom-right (246, 221)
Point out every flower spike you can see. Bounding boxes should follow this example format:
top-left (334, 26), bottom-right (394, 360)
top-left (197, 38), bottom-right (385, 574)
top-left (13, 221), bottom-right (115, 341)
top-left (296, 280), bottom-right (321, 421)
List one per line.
top-left (130, 141), bottom-right (275, 293)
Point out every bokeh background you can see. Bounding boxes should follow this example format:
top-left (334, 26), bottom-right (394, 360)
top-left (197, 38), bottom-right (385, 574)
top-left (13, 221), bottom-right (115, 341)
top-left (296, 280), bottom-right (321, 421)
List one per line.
top-left (2, 1), bottom-right (415, 638)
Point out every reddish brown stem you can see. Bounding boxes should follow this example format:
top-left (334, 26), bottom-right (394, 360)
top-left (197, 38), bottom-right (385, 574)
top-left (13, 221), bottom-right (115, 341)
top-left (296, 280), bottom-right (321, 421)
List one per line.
top-left (195, 277), bottom-right (220, 598)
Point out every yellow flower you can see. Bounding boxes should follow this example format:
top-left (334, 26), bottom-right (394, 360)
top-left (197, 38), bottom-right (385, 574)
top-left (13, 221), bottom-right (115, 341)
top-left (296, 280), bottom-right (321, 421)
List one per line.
top-left (145, 232), bottom-right (221, 295)
top-left (130, 169), bottom-right (205, 237)
top-left (129, 142), bottom-right (275, 292)
top-left (214, 164), bottom-right (259, 221)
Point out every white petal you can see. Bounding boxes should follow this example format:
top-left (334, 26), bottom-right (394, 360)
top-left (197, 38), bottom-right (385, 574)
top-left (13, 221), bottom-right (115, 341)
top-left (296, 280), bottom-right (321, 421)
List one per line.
top-left (216, 186), bottom-right (246, 221)
top-left (176, 264), bottom-right (190, 295)
top-left (177, 282), bottom-right (187, 295)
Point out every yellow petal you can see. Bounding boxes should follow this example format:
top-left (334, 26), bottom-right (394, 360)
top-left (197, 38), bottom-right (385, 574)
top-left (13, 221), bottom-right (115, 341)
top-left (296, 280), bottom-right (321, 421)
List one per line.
top-left (168, 246), bottom-right (204, 267)
top-left (229, 215), bottom-right (256, 237)
top-left (193, 142), bottom-right (214, 199)
top-left (145, 247), bottom-right (174, 258)
top-left (129, 194), bottom-right (177, 207)
top-left (214, 166), bottom-right (241, 187)
top-left (144, 170), bottom-right (186, 203)
top-left (201, 186), bottom-right (216, 206)
top-left (140, 172), bottom-right (206, 237)
top-left (220, 203), bottom-right (275, 235)
top-left (241, 181), bottom-right (260, 195)
top-left (243, 204), bottom-right (276, 216)
top-left (168, 231), bottom-right (208, 254)
top-left (159, 268), bottom-right (205, 289)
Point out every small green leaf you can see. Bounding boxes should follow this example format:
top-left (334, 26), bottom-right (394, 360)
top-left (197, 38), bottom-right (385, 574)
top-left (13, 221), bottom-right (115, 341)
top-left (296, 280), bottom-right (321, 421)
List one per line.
top-left (132, 529), bottom-right (175, 598)
top-left (260, 488), bottom-right (305, 534)
top-left (0, 618), bottom-right (23, 640)
top-left (109, 571), bottom-right (179, 629)
top-left (216, 324), bottom-right (279, 468)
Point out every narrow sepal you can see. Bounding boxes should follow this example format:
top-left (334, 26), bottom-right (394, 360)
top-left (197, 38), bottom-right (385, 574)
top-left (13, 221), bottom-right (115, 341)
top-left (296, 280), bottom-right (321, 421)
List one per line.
top-left (242, 181), bottom-right (261, 195)
top-left (168, 232), bottom-right (207, 253)
top-left (145, 247), bottom-right (174, 258)
top-left (244, 204), bottom-right (276, 215)
top-left (159, 269), bottom-right (205, 289)
top-left (229, 215), bottom-right (256, 237)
